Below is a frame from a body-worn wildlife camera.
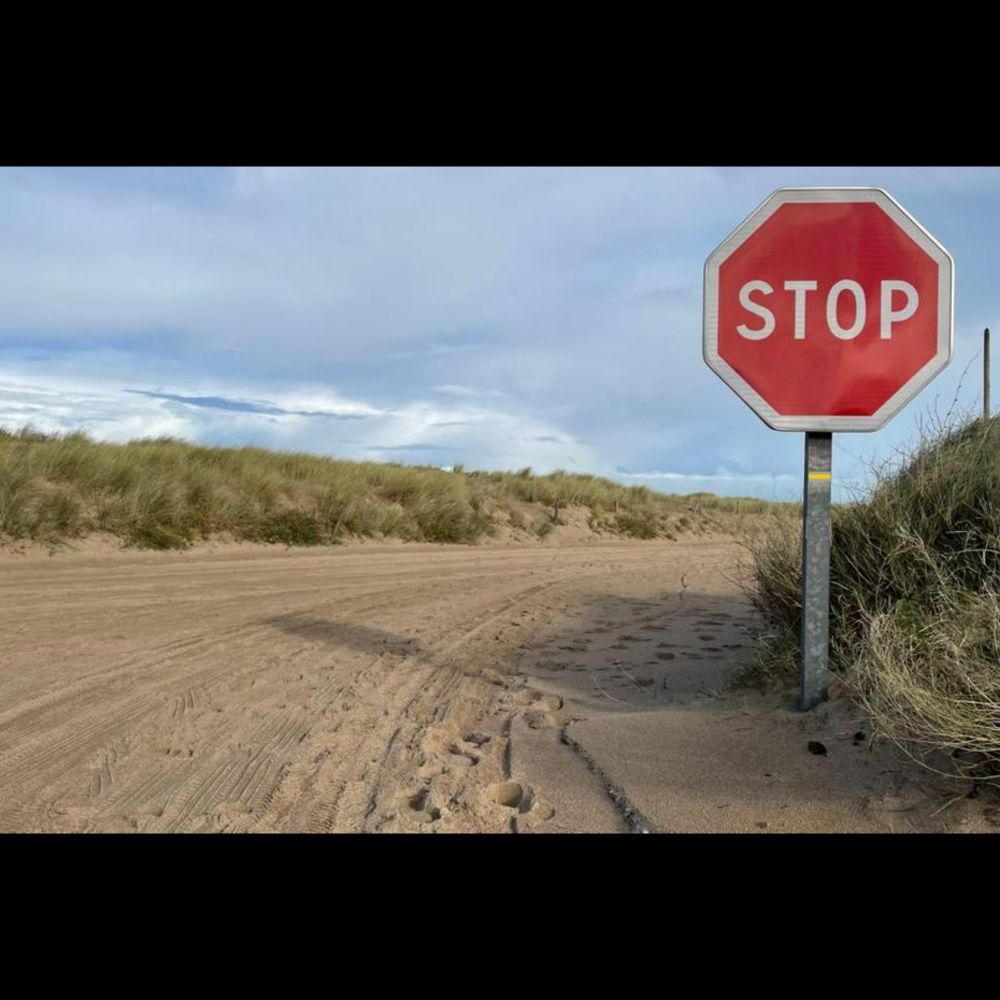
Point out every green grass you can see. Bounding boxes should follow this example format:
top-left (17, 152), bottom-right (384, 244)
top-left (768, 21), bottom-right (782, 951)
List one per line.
top-left (0, 425), bottom-right (784, 551)
top-left (742, 413), bottom-right (1000, 780)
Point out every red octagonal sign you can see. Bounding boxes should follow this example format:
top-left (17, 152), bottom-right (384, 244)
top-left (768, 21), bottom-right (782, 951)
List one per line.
top-left (704, 188), bottom-right (954, 431)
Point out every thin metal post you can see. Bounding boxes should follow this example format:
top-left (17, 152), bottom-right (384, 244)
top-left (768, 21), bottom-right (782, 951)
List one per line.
top-left (800, 432), bottom-right (832, 711)
top-left (985, 328), bottom-right (991, 419)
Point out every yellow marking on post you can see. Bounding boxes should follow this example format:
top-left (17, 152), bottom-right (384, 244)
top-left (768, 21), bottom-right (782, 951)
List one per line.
top-left (808, 472), bottom-right (832, 481)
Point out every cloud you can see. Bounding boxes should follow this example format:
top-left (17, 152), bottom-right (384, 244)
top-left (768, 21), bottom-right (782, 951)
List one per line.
top-left (0, 361), bottom-right (606, 477)
top-left (616, 468), bottom-right (804, 501)
top-left (126, 390), bottom-right (374, 419)
top-left (0, 166), bottom-right (995, 500)
top-left (367, 443), bottom-right (456, 452)
top-left (432, 384), bottom-right (508, 398)
top-left (617, 467), bottom-right (795, 484)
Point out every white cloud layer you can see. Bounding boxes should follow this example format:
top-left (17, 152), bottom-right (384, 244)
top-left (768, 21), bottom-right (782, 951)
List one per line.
top-left (0, 363), bottom-right (605, 476)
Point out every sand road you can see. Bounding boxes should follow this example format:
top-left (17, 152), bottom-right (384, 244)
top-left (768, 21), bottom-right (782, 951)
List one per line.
top-left (2, 536), bottom-right (995, 833)
top-left (0, 537), bottom-right (737, 832)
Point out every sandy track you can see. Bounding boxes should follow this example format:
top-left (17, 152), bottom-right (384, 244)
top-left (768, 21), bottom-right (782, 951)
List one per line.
top-left (6, 536), bottom-right (996, 833)
top-left (1, 538), bottom-right (728, 832)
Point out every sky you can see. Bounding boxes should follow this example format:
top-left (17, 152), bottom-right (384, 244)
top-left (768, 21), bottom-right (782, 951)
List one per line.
top-left (0, 166), bottom-right (995, 501)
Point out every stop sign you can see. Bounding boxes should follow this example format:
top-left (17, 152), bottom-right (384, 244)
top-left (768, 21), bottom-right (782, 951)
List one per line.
top-left (704, 188), bottom-right (954, 431)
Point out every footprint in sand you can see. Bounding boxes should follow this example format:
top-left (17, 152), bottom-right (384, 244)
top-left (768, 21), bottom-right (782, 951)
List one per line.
top-left (421, 723), bottom-right (481, 768)
top-left (515, 689), bottom-right (563, 719)
top-left (522, 691), bottom-right (562, 722)
top-left (524, 709), bottom-right (561, 729)
top-left (485, 780), bottom-right (532, 813)
top-left (610, 642), bottom-right (628, 650)
top-left (655, 651), bottom-right (675, 661)
top-left (487, 781), bottom-right (554, 821)
top-left (698, 634), bottom-right (716, 641)
top-left (447, 745), bottom-right (480, 767)
top-left (531, 800), bottom-right (556, 821)
top-left (535, 659), bottom-right (567, 672)
top-left (514, 689), bottom-right (562, 711)
top-left (398, 789), bottom-right (441, 824)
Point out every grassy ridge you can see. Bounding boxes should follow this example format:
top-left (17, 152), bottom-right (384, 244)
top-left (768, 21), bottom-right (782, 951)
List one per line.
top-left (0, 426), bottom-right (777, 550)
top-left (744, 414), bottom-right (1000, 780)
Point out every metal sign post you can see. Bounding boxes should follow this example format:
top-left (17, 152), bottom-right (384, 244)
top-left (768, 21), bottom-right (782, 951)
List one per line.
top-left (800, 432), bottom-right (832, 710)
top-left (986, 328), bottom-right (991, 419)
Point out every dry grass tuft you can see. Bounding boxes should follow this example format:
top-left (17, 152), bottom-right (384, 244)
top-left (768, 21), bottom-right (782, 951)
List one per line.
top-left (0, 425), bottom-right (786, 551)
top-left (742, 412), bottom-right (1000, 781)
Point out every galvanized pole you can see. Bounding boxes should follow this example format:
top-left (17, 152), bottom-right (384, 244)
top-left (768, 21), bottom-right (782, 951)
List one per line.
top-left (985, 328), bottom-right (991, 419)
top-left (800, 432), bottom-right (832, 711)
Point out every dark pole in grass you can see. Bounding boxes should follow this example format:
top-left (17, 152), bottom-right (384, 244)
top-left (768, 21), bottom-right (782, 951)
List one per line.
top-left (800, 432), bottom-right (832, 711)
top-left (986, 328), bottom-right (992, 420)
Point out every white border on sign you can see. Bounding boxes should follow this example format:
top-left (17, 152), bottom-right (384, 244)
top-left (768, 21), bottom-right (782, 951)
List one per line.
top-left (702, 187), bottom-right (955, 432)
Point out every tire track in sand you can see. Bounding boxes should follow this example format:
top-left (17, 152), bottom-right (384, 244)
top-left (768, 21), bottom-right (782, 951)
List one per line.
top-left (0, 539), bottom-right (738, 832)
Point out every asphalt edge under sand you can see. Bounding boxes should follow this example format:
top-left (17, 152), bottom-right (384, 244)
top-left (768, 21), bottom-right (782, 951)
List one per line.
top-left (559, 726), bottom-right (652, 833)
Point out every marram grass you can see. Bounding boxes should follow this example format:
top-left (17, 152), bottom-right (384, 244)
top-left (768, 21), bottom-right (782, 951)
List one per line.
top-left (742, 413), bottom-right (1000, 781)
top-left (0, 426), bottom-right (778, 551)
